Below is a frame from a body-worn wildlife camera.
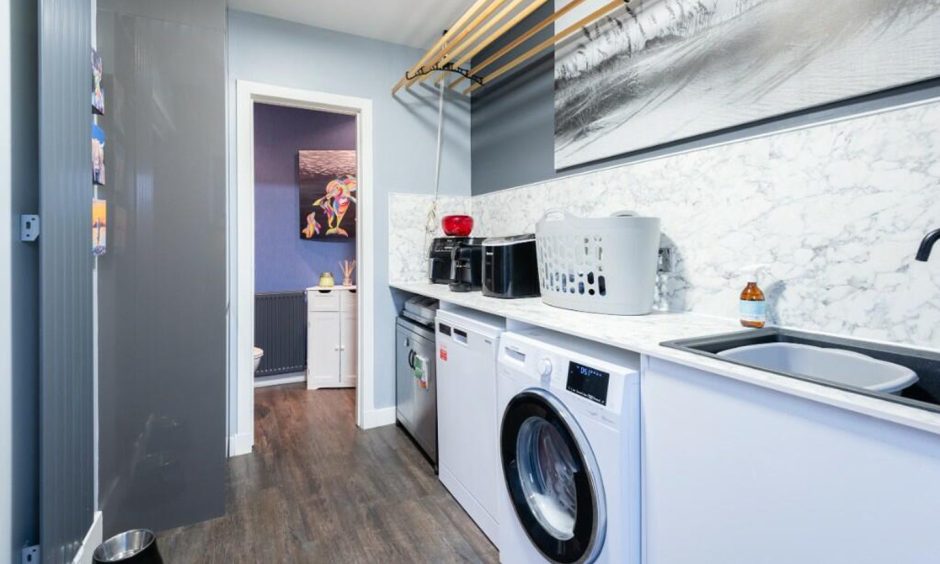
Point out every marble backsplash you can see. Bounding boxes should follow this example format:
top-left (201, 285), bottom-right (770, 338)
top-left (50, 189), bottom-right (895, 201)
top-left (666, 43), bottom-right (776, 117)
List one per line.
top-left (390, 100), bottom-right (940, 349)
top-left (388, 193), bottom-right (471, 284)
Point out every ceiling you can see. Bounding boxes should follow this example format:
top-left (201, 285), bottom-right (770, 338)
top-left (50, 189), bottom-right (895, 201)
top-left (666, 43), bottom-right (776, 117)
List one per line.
top-left (228, 0), bottom-right (479, 49)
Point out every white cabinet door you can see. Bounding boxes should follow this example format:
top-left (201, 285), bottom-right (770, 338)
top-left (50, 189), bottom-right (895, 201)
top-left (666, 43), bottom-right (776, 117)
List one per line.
top-left (307, 310), bottom-right (340, 389)
top-left (339, 307), bottom-right (357, 387)
top-left (643, 357), bottom-right (940, 564)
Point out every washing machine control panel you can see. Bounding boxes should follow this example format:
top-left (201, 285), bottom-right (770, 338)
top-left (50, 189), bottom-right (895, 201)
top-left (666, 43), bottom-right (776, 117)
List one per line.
top-left (566, 361), bottom-right (610, 406)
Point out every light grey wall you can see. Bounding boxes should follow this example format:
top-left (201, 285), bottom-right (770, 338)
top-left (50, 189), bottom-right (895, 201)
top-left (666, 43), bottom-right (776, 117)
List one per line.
top-left (470, 5), bottom-right (940, 195)
top-left (227, 11), bottom-right (472, 411)
top-left (8, 0), bottom-right (40, 557)
top-left (97, 0), bottom-right (228, 535)
top-left (1, 1), bottom-right (13, 561)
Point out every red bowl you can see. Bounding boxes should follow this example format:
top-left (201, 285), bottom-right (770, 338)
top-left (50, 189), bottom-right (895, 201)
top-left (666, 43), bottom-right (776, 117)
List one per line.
top-left (442, 215), bottom-right (474, 237)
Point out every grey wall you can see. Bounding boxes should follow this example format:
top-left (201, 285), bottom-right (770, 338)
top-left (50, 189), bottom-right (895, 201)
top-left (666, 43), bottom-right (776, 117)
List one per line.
top-left (470, 4), bottom-right (940, 195)
top-left (227, 11), bottom-right (472, 412)
top-left (38, 0), bottom-right (94, 560)
top-left (8, 0), bottom-right (40, 557)
top-left (97, 0), bottom-right (227, 535)
top-left (471, 4), bottom-right (555, 196)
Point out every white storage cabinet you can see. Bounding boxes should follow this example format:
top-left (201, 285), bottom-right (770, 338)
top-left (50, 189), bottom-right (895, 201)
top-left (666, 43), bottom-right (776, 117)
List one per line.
top-left (642, 357), bottom-right (940, 564)
top-left (306, 286), bottom-right (357, 389)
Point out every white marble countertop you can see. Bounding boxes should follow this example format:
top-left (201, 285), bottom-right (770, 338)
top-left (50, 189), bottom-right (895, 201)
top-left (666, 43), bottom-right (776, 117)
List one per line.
top-left (390, 280), bottom-right (940, 436)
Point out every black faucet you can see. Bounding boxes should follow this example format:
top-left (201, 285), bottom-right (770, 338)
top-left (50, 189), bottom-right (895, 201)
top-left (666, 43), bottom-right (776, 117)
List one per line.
top-left (916, 229), bottom-right (940, 262)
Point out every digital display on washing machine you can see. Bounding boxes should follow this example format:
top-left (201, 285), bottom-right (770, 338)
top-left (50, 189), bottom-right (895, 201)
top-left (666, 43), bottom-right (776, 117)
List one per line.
top-left (566, 361), bottom-right (609, 406)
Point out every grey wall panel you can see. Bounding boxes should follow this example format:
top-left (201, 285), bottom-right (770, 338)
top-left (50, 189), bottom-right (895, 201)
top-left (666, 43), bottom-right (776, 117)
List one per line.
top-left (471, 4), bottom-right (555, 197)
top-left (96, 0), bottom-right (224, 30)
top-left (97, 0), bottom-right (227, 535)
top-left (10, 0), bottom-right (41, 557)
top-left (470, 5), bottom-right (940, 195)
top-left (38, 0), bottom-right (94, 562)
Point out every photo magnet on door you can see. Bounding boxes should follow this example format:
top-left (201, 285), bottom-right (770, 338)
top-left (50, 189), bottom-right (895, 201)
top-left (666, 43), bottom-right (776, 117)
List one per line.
top-left (439, 346), bottom-right (448, 361)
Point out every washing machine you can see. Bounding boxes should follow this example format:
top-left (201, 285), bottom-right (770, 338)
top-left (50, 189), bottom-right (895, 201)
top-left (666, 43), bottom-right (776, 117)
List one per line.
top-left (497, 328), bottom-right (641, 564)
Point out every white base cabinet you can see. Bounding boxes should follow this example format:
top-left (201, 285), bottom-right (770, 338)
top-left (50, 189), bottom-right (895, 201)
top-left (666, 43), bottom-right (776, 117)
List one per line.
top-left (642, 357), bottom-right (940, 564)
top-left (306, 286), bottom-right (357, 390)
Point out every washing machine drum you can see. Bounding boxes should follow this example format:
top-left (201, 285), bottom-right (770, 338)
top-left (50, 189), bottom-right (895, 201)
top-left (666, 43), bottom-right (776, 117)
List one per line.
top-left (501, 389), bottom-right (606, 564)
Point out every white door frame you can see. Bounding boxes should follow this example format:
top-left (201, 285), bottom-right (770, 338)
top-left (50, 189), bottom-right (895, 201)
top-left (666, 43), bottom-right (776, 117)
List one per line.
top-left (230, 80), bottom-right (376, 457)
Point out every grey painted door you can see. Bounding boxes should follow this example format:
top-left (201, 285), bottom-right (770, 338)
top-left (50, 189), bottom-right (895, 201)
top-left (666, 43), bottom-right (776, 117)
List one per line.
top-left (96, 1), bottom-right (227, 535)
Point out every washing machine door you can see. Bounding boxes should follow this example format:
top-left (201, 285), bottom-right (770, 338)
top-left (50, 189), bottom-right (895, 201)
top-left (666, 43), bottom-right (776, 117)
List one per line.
top-left (500, 388), bottom-right (606, 564)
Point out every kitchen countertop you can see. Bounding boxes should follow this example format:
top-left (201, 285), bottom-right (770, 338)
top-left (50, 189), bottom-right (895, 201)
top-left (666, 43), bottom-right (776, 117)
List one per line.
top-left (390, 280), bottom-right (940, 436)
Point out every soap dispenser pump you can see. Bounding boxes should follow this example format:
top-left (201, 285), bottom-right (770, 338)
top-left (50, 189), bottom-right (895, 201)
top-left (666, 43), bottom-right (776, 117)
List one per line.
top-left (739, 265), bottom-right (768, 328)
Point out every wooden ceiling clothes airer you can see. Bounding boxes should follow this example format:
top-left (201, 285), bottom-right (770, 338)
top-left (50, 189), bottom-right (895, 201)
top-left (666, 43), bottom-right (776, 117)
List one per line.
top-left (391, 0), bottom-right (630, 95)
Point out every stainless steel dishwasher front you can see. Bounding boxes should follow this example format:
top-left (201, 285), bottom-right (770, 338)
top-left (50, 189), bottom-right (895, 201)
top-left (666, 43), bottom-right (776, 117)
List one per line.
top-left (395, 316), bottom-right (437, 464)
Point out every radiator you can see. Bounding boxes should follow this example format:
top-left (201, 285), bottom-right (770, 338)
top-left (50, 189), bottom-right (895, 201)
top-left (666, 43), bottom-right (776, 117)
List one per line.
top-left (254, 292), bottom-right (307, 377)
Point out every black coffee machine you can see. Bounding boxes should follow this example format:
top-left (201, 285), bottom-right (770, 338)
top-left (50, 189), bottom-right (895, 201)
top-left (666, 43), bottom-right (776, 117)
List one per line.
top-left (428, 237), bottom-right (485, 290)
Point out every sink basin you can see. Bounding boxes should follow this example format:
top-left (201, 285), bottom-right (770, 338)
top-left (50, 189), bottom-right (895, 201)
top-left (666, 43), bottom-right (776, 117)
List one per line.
top-left (717, 342), bottom-right (918, 394)
top-left (661, 327), bottom-right (940, 413)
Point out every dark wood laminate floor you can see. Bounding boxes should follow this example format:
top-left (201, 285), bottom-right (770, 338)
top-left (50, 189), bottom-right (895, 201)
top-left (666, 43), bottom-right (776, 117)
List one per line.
top-left (158, 385), bottom-right (498, 563)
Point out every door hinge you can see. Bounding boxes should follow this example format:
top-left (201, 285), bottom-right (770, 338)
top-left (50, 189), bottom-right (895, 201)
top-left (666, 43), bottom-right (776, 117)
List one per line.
top-left (20, 214), bottom-right (40, 242)
top-left (22, 545), bottom-right (39, 564)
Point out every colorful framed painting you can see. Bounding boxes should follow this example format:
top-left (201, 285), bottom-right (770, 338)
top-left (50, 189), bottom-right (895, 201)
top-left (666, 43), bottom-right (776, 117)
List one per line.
top-left (298, 150), bottom-right (358, 240)
top-left (92, 48), bottom-right (105, 115)
top-left (92, 199), bottom-right (107, 256)
top-left (92, 123), bottom-right (106, 186)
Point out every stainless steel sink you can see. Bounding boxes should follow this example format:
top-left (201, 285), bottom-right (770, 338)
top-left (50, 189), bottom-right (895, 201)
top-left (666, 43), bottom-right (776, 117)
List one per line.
top-left (662, 328), bottom-right (940, 413)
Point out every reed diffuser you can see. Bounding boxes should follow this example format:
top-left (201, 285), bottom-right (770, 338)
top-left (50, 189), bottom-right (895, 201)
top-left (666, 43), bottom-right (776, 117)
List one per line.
top-left (339, 259), bottom-right (356, 287)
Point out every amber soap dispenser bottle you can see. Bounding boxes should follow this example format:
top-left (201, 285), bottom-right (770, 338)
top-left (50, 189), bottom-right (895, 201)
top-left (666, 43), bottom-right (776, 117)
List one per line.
top-left (739, 266), bottom-right (767, 328)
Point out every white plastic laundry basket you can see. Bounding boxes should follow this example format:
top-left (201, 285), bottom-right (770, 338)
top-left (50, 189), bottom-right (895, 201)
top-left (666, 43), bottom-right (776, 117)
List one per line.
top-left (535, 210), bottom-right (661, 315)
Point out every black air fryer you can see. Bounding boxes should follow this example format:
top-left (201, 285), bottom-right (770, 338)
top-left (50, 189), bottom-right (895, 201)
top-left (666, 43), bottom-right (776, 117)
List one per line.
top-left (428, 237), bottom-right (467, 284)
top-left (481, 234), bottom-right (540, 298)
top-left (448, 239), bottom-right (485, 292)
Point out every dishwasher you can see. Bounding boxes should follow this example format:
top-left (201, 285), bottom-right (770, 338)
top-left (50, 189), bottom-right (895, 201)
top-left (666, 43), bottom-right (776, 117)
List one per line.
top-left (435, 306), bottom-right (505, 546)
top-left (396, 297), bottom-right (439, 464)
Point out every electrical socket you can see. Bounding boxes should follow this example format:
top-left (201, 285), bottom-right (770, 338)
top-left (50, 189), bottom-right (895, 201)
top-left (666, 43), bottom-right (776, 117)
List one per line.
top-left (658, 247), bottom-right (675, 273)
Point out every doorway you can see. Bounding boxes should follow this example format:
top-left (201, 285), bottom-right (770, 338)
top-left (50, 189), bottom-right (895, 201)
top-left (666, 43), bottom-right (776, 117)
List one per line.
top-left (251, 103), bottom-right (358, 391)
top-left (231, 81), bottom-right (375, 457)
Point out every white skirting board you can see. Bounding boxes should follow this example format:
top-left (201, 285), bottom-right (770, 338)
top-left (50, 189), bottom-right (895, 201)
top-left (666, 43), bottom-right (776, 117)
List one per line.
top-left (254, 372), bottom-right (305, 388)
top-left (228, 432), bottom-right (254, 457)
top-left (361, 407), bottom-right (396, 430)
top-left (71, 511), bottom-right (103, 564)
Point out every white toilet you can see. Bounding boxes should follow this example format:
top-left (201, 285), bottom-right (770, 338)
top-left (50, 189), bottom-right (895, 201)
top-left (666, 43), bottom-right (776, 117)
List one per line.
top-left (253, 347), bottom-right (264, 372)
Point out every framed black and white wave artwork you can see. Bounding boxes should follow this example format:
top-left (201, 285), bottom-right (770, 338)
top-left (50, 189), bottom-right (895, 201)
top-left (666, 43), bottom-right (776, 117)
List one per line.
top-left (554, 0), bottom-right (940, 169)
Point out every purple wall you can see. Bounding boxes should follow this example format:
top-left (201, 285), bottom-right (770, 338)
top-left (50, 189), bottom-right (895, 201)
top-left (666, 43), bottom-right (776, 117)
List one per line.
top-left (254, 103), bottom-right (357, 292)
